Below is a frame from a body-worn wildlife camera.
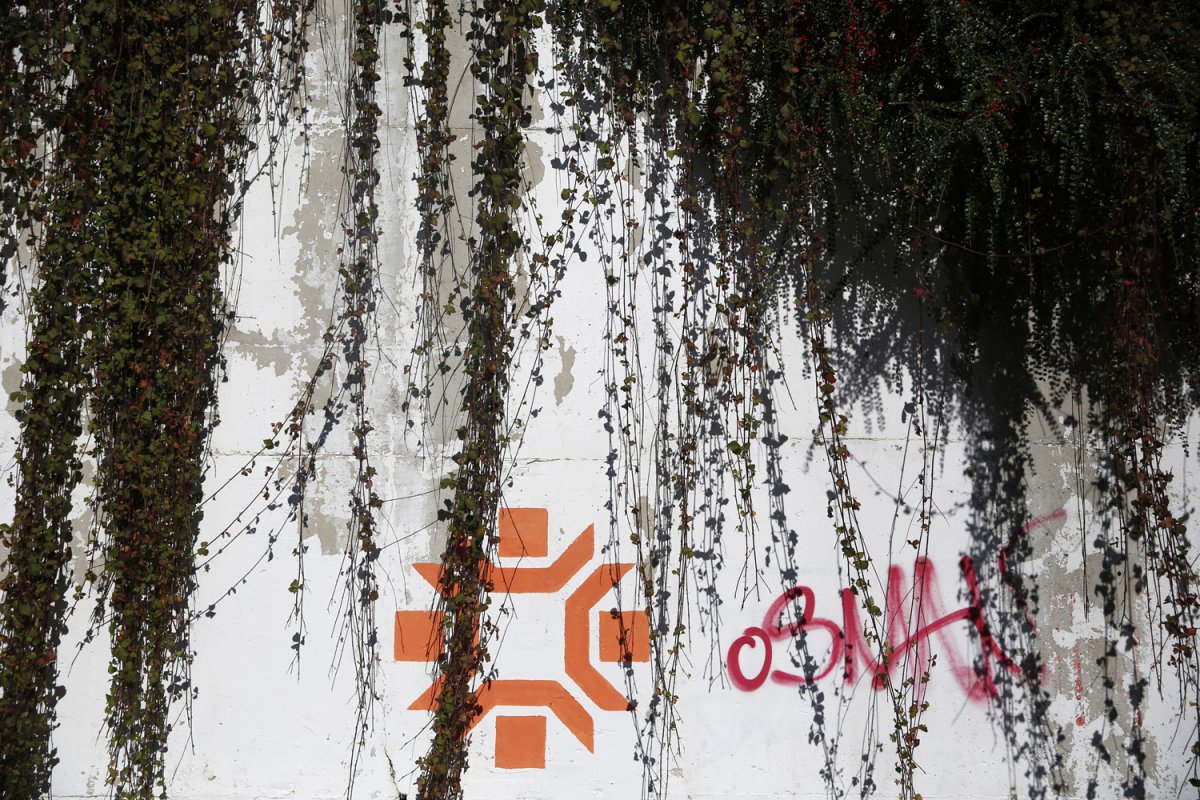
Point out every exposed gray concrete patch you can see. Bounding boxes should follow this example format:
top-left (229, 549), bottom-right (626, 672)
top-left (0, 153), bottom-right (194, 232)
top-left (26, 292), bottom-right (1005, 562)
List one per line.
top-left (303, 467), bottom-right (347, 556)
top-left (69, 461), bottom-right (97, 586)
top-left (633, 493), bottom-right (654, 589)
top-left (259, 458), bottom-right (346, 555)
top-left (304, 497), bottom-right (344, 556)
top-left (625, 213), bottom-right (643, 256)
top-left (553, 335), bottom-right (576, 406)
top-left (1024, 434), bottom-right (1168, 791)
top-left (3, 359), bottom-right (22, 413)
top-left (225, 327), bottom-right (295, 377)
top-left (524, 137), bottom-right (544, 189)
top-left (277, 129), bottom-right (343, 365)
top-left (512, 255), bottom-right (531, 321)
top-left (623, 154), bottom-right (643, 191)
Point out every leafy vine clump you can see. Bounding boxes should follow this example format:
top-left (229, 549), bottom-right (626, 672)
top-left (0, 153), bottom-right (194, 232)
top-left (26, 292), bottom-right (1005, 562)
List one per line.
top-left (0, 0), bottom-right (311, 796)
top-left (401, 0), bottom-right (551, 796)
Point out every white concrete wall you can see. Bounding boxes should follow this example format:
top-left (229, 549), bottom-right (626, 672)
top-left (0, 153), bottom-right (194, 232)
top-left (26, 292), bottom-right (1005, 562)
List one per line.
top-left (1, 7), bottom-right (1197, 800)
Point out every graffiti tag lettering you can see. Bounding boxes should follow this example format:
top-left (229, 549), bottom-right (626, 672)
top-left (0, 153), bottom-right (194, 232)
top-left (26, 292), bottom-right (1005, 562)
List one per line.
top-left (728, 509), bottom-right (1066, 700)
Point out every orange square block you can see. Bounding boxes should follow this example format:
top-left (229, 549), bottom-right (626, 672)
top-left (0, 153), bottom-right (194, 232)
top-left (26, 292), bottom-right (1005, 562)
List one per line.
top-left (495, 715), bottom-right (547, 769)
top-left (498, 508), bottom-right (548, 558)
top-left (394, 610), bottom-right (443, 662)
top-left (599, 610), bottom-right (650, 663)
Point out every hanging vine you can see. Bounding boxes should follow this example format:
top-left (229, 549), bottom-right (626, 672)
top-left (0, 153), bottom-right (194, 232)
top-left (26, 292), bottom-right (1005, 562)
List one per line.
top-left (0, 0), bottom-right (311, 796)
top-left (405, 0), bottom-right (547, 797)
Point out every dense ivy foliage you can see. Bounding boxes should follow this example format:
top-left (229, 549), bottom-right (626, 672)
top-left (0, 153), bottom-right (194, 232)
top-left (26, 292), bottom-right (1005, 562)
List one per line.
top-left (544, 2), bottom-right (1200, 796)
top-left (0, 1), bottom-right (310, 797)
top-left (400, 0), bottom-right (554, 796)
top-left (2, 1), bottom-right (1200, 799)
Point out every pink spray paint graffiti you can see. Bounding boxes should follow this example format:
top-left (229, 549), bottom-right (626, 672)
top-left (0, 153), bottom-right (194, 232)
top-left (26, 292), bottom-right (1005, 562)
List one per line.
top-left (727, 509), bottom-right (1066, 701)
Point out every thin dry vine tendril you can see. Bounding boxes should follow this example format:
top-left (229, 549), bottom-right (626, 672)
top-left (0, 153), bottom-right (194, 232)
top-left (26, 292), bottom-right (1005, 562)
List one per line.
top-left (800, 247), bottom-right (924, 798)
top-left (336, 0), bottom-right (384, 791)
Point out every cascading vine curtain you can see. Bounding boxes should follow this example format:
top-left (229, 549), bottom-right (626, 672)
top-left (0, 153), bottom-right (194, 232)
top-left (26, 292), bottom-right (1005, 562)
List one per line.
top-left (0, 1), bottom-right (311, 796)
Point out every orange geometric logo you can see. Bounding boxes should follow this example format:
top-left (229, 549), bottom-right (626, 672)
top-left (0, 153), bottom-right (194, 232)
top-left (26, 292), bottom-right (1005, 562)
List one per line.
top-left (394, 508), bottom-right (650, 769)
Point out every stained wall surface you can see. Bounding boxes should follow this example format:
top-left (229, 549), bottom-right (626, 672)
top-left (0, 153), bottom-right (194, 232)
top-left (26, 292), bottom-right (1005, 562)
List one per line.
top-left (1, 8), bottom-right (1197, 800)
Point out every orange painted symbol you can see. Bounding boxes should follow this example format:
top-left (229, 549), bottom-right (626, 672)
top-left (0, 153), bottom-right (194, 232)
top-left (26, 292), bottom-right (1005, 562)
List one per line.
top-left (394, 508), bottom-right (649, 769)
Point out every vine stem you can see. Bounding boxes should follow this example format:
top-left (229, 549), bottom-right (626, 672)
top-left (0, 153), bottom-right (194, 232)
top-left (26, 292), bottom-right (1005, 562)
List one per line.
top-left (414, 1), bottom-right (544, 797)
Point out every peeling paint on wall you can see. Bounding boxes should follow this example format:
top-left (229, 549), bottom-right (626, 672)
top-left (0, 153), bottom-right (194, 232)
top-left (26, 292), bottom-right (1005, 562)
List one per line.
top-left (1, 360), bottom-right (21, 413)
top-left (553, 336), bottom-right (576, 405)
